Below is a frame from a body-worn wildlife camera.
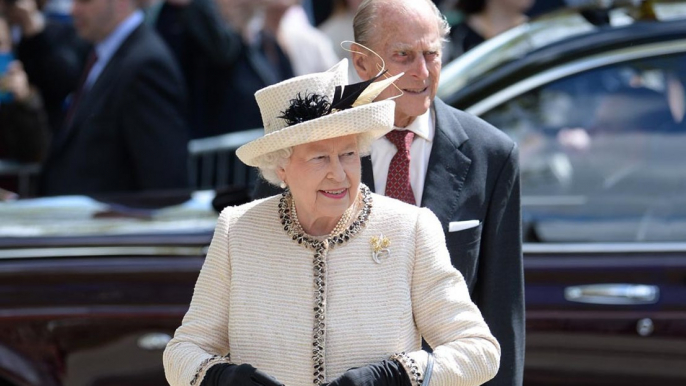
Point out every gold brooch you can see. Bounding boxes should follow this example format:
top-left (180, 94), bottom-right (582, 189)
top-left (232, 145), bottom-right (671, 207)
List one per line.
top-left (370, 234), bottom-right (391, 264)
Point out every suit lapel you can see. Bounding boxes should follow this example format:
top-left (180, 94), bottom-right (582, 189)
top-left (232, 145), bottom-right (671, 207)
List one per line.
top-left (361, 155), bottom-right (375, 192)
top-left (421, 99), bottom-right (471, 228)
top-left (57, 25), bottom-right (144, 149)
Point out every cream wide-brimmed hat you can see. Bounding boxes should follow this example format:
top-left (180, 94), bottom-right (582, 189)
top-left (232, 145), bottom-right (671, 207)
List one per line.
top-left (236, 59), bottom-right (400, 167)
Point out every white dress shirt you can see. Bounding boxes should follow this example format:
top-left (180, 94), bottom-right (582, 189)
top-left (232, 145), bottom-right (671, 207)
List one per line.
top-left (371, 108), bottom-right (435, 206)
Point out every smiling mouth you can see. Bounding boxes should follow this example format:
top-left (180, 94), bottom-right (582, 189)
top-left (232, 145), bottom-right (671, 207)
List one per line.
top-left (403, 87), bottom-right (428, 94)
top-left (322, 189), bottom-right (347, 195)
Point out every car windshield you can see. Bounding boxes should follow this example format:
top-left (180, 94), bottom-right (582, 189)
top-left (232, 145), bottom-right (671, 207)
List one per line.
top-left (437, 1), bottom-right (685, 99)
top-left (481, 51), bottom-right (686, 242)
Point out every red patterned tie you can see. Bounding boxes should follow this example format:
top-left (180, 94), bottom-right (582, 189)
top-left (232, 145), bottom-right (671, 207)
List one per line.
top-left (385, 130), bottom-right (416, 205)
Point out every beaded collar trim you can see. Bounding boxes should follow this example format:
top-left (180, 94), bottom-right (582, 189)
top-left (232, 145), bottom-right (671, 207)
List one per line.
top-left (278, 185), bottom-right (372, 249)
top-left (277, 185), bottom-right (372, 385)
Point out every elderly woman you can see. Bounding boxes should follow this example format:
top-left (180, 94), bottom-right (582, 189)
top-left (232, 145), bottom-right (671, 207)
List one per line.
top-left (163, 59), bottom-right (500, 386)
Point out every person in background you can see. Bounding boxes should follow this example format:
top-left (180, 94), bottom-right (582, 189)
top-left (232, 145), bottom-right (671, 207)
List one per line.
top-left (0, 13), bottom-right (49, 167)
top-left (141, 0), bottom-right (300, 138)
top-left (40, 0), bottom-right (189, 196)
top-left (318, 0), bottom-right (361, 61)
top-left (137, 0), bottom-right (243, 139)
top-left (351, 1), bottom-right (524, 385)
top-left (317, 0), bottom-right (362, 81)
top-left (2, 0), bottom-right (89, 133)
top-left (164, 57), bottom-right (500, 386)
top-left (275, 0), bottom-right (339, 76)
top-left (197, 0), bottom-right (293, 137)
top-left (445, 0), bottom-right (534, 62)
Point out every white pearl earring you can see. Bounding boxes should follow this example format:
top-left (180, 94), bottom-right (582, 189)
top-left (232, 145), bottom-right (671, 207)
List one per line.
top-left (280, 181), bottom-right (287, 189)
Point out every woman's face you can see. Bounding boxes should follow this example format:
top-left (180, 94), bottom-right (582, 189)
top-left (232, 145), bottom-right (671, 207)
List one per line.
top-left (277, 134), bottom-right (361, 232)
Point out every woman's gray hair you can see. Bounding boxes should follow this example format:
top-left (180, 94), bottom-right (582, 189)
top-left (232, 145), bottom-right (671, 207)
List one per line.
top-left (254, 132), bottom-right (378, 187)
top-left (354, 0), bottom-right (451, 47)
top-left (253, 147), bottom-right (293, 187)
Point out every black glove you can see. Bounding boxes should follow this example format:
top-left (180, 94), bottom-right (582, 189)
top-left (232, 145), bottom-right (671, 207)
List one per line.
top-left (200, 363), bottom-right (284, 386)
top-left (324, 360), bottom-right (411, 386)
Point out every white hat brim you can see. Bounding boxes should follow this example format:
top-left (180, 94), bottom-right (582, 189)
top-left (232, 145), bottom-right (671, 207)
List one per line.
top-left (236, 100), bottom-right (395, 167)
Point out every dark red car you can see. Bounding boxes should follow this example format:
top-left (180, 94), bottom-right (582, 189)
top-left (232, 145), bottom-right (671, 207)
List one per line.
top-left (0, 191), bottom-right (221, 386)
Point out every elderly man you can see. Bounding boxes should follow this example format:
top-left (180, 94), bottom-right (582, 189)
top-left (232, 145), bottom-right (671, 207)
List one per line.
top-left (40, 0), bottom-right (189, 196)
top-left (350, 1), bottom-right (524, 385)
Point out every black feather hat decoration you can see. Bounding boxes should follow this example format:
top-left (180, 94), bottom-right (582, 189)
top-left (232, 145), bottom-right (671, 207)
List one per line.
top-left (277, 70), bottom-right (402, 127)
top-left (328, 70), bottom-right (388, 113)
top-left (278, 92), bottom-right (332, 126)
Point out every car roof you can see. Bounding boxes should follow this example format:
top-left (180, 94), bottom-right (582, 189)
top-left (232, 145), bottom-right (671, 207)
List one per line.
top-left (438, 0), bottom-right (686, 109)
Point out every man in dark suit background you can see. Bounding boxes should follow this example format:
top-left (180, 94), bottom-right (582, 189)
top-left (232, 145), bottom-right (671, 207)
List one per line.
top-left (350, 0), bottom-right (524, 385)
top-left (40, 0), bottom-right (189, 196)
top-left (140, 0), bottom-right (294, 139)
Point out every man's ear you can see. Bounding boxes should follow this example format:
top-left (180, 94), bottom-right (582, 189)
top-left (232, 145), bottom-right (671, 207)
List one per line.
top-left (351, 44), bottom-right (373, 81)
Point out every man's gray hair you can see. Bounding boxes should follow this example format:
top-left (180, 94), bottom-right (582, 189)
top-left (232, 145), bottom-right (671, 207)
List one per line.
top-left (353, 0), bottom-right (451, 47)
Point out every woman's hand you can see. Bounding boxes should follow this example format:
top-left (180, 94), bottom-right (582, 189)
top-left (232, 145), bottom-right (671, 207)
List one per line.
top-left (0, 61), bottom-right (32, 102)
top-left (4, 0), bottom-right (45, 37)
top-left (200, 363), bottom-right (284, 386)
top-left (324, 360), bottom-right (410, 386)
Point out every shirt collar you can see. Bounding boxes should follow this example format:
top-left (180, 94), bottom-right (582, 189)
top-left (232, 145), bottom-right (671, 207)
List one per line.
top-left (394, 107), bottom-right (435, 142)
top-left (95, 10), bottom-right (144, 64)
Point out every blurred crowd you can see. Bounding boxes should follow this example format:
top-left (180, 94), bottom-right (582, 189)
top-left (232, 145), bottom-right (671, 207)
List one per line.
top-left (0, 0), bottom-right (566, 199)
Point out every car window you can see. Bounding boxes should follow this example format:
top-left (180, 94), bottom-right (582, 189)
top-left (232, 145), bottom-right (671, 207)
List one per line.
top-left (438, 2), bottom-right (683, 100)
top-left (481, 52), bottom-right (686, 242)
top-left (438, 13), bottom-right (596, 99)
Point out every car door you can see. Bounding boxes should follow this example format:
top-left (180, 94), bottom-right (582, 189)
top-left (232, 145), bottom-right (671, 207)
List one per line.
top-left (469, 44), bottom-right (686, 385)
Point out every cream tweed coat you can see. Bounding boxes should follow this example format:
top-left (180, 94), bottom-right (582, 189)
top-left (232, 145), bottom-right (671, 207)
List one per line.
top-left (163, 192), bottom-right (500, 386)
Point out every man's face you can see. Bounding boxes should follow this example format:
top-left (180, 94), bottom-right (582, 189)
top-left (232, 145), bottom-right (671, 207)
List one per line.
top-left (71, 0), bottom-right (118, 43)
top-left (353, 3), bottom-right (442, 128)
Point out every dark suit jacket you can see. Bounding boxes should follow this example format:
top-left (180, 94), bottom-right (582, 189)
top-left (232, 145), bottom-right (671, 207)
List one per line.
top-left (41, 23), bottom-right (189, 196)
top-left (16, 21), bottom-right (89, 133)
top-left (203, 32), bottom-right (294, 137)
top-left (252, 98), bottom-right (524, 386)
top-left (150, 0), bottom-right (293, 138)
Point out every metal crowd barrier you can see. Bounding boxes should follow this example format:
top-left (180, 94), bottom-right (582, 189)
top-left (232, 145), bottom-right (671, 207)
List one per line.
top-left (187, 128), bottom-right (263, 191)
top-left (0, 160), bottom-right (41, 198)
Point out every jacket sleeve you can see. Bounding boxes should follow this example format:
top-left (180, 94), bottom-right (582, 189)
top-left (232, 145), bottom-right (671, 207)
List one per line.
top-left (163, 209), bottom-right (233, 386)
top-left (16, 23), bottom-right (87, 129)
top-left (0, 90), bottom-right (50, 163)
top-left (475, 143), bottom-right (525, 386)
top-left (121, 55), bottom-right (190, 190)
top-left (407, 208), bottom-right (501, 386)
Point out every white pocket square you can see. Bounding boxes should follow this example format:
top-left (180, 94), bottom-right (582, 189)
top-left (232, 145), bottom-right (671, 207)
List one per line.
top-left (449, 220), bottom-right (480, 233)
